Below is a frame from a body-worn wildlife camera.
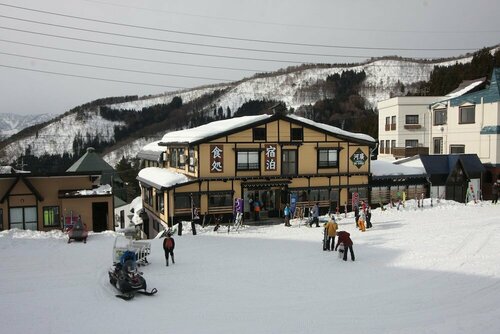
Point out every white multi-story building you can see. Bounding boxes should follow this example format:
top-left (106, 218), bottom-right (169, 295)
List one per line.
top-left (377, 68), bottom-right (500, 198)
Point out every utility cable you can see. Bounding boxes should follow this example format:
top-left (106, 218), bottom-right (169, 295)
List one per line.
top-left (0, 51), bottom-right (234, 81)
top-left (0, 64), bottom-right (188, 89)
top-left (0, 2), bottom-right (481, 51)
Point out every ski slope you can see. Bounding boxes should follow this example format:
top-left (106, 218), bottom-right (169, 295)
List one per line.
top-left (0, 200), bottom-right (499, 334)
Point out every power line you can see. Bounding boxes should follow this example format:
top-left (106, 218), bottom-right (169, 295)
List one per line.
top-left (0, 14), bottom-right (387, 58)
top-left (0, 38), bottom-right (265, 72)
top-left (83, 0), bottom-right (500, 35)
top-left (0, 2), bottom-right (482, 51)
top-left (0, 51), bottom-right (234, 82)
top-left (0, 26), bottom-right (323, 64)
top-left (0, 64), bottom-right (189, 89)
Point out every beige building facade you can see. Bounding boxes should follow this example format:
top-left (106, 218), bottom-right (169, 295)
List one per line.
top-left (0, 172), bottom-right (114, 232)
top-left (137, 113), bottom-right (376, 236)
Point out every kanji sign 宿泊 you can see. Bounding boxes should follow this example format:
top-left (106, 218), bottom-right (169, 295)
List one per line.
top-left (265, 144), bottom-right (277, 171)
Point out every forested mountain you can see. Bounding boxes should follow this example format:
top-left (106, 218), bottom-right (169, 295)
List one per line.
top-left (1, 46), bottom-right (498, 174)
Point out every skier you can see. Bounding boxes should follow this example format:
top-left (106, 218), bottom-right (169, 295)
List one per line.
top-left (354, 205), bottom-right (360, 227)
top-left (323, 218), bottom-right (338, 251)
top-left (365, 206), bottom-right (372, 229)
top-left (283, 203), bottom-right (291, 227)
top-left (163, 231), bottom-right (175, 266)
top-left (335, 231), bottom-right (355, 261)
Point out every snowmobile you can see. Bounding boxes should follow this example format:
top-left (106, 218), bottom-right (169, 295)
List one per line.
top-left (108, 252), bottom-right (157, 300)
top-left (67, 219), bottom-right (88, 243)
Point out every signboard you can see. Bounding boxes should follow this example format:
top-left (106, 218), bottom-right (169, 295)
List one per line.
top-left (290, 193), bottom-right (297, 215)
top-left (350, 148), bottom-right (367, 169)
top-left (210, 145), bottom-right (224, 173)
top-left (265, 144), bottom-right (277, 171)
top-left (234, 198), bottom-right (244, 214)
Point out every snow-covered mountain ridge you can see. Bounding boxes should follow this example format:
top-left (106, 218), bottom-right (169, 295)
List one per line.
top-left (0, 53), bottom-right (483, 166)
top-left (0, 113), bottom-right (55, 139)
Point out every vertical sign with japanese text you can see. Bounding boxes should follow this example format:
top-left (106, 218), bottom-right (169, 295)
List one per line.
top-left (210, 144), bottom-right (224, 173)
top-left (265, 144), bottom-right (277, 171)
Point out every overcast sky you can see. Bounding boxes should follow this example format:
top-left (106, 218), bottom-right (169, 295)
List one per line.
top-left (0, 0), bottom-right (499, 116)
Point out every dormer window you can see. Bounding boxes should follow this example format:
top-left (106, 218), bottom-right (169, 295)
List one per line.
top-left (253, 128), bottom-right (266, 141)
top-left (291, 128), bottom-right (303, 141)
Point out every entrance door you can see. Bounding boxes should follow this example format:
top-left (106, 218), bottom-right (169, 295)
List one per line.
top-left (92, 202), bottom-right (108, 232)
top-left (9, 207), bottom-right (37, 230)
top-left (243, 188), bottom-right (283, 220)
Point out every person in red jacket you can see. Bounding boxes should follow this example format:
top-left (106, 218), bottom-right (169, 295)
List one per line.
top-left (335, 231), bottom-right (355, 261)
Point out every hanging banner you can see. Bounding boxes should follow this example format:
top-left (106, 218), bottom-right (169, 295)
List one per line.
top-left (210, 145), bottom-right (224, 173)
top-left (352, 192), bottom-right (359, 208)
top-left (265, 144), bottom-right (277, 171)
top-left (234, 198), bottom-right (244, 214)
top-left (290, 193), bottom-right (298, 215)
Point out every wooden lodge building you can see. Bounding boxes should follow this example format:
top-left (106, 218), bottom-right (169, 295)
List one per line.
top-left (137, 113), bottom-right (377, 236)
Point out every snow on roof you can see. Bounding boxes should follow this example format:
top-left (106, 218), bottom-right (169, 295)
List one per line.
top-left (0, 166), bottom-right (30, 174)
top-left (142, 140), bottom-right (165, 152)
top-left (161, 115), bottom-right (272, 143)
top-left (371, 159), bottom-right (425, 177)
top-left (160, 114), bottom-right (375, 145)
top-left (446, 78), bottom-right (485, 99)
top-left (287, 114), bottom-right (376, 143)
top-left (138, 167), bottom-right (192, 189)
top-left (72, 184), bottom-right (112, 196)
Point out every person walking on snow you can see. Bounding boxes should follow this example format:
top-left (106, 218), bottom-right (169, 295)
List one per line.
top-left (492, 181), bottom-right (499, 204)
top-left (310, 202), bottom-right (320, 227)
top-left (365, 206), bottom-right (372, 229)
top-left (323, 218), bottom-right (338, 251)
top-left (163, 231), bottom-right (175, 266)
top-left (335, 231), bottom-right (355, 261)
top-left (284, 203), bottom-right (291, 227)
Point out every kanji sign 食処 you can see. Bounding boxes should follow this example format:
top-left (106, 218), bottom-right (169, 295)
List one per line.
top-left (210, 145), bottom-right (224, 173)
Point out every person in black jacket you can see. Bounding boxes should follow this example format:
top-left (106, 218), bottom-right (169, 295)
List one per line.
top-left (366, 206), bottom-right (372, 229)
top-left (163, 231), bottom-right (175, 266)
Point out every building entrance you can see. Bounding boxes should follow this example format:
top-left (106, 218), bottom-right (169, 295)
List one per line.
top-left (243, 188), bottom-right (284, 221)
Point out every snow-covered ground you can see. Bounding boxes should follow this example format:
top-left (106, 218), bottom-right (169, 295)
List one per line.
top-left (1, 200), bottom-right (499, 334)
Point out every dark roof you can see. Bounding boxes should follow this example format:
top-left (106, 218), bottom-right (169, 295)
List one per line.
top-left (67, 147), bottom-right (115, 172)
top-left (137, 150), bottom-right (163, 161)
top-left (419, 154), bottom-right (485, 184)
top-left (448, 68), bottom-right (500, 106)
top-left (66, 147), bottom-right (121, 185)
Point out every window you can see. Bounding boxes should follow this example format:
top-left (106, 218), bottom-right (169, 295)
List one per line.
top-left (169, 148), bottom-right (185, 169)
top-left (450, 145), bottom-right (465, 154)
top-left (433, 137), bottom-right (443, 154)
top-left (253, 128), bottom-right (266, 141)
top-left (385, 117), bottom-right (390, 125)
top-left (174, 194), bottom-right (200, 209)
top-left (282, 149), bottom-right (297, 175)
top-left (237, 151), bottom-right (260, 170)
top-left (155, 192), bottom-right (164, 213)
top-left (385, 140), bottom-right (390, 153)
top-left (405, 115), bottom-right (419, 124)
top-left (0, 208), bottom-right (3, 230)
top-left (43, 206), bottom-right (60, 227)
top-left (459, 106), bottom-right (475, 124)
top-left (405, 140), bottom-right (418, 148)
top-left (291, 128), bottom-right (303, 141)
top-left (9, 207), bottom-right (37, 230)
top-left (209, 193), bottom-right (233, 207)
top-left (309, 189), bottom-right (330, 202)
top-left (318, 149), bottom-right (338, 168)
top-left (144, 187), bottom-right (153, 206)
top-left (434, 108), bottom-right (447, 125)
top-left (188, 147), bottom-right (196, 173)
top-left (391, 116), bottom-right (396, 130)
top-left (391, 140), bottom-right (396, 150)
top-left (379, 140), bottom-right (385, 154)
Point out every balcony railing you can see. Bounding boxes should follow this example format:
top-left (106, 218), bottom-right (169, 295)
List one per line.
top-left (392, 146), bottom-right (429, 159)
top-left (404, 124), bottom-right (422, 130)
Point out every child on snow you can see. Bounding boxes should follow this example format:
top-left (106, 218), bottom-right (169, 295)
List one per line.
top-left (163, 231), bottom-right (175, 266)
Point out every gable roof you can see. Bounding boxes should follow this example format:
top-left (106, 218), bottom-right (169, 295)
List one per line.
top-left (418, 154), bottom-right (485, 184)
top-left (159, 114), bottom-right (376, 147)
top-left (448, 68), bottom-right (500, 106)
top-left (0, 175), bottom-right (44, 203)
top-left (67, 147), bottom-right (115, 172)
